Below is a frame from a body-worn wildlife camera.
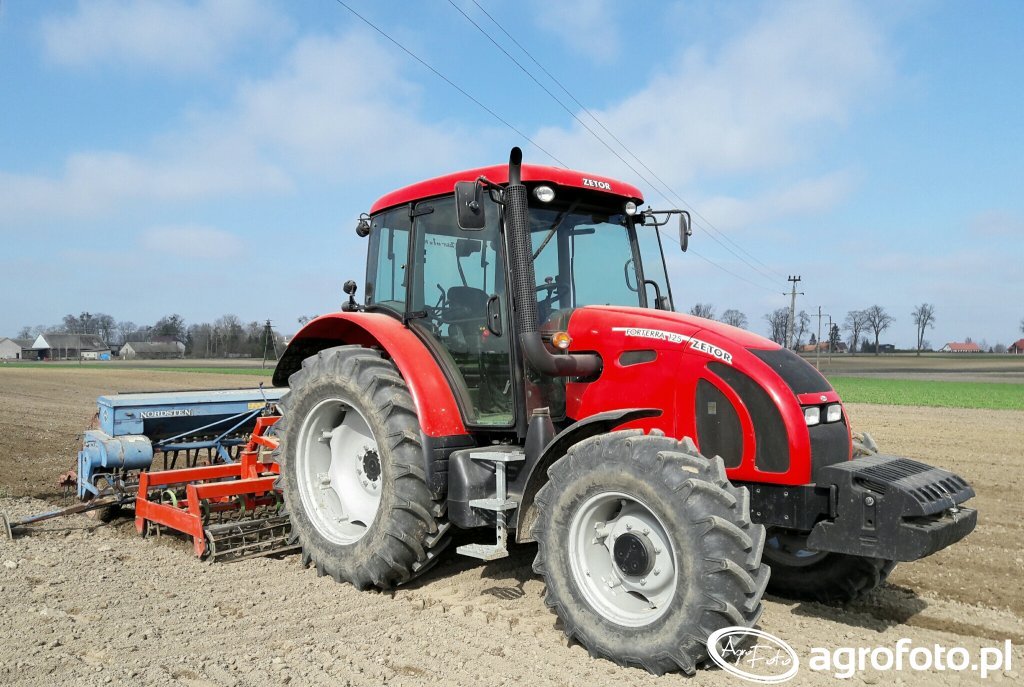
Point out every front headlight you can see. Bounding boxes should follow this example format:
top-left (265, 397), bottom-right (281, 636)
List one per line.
top-left (804, 406), bottom-right (821, 426)
top-left (825, 403), bottom-right (842, 423)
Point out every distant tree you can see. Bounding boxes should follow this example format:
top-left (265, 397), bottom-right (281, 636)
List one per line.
top-left (995, 343), bottom-right (1007, 354)
top-left (215, 314), bottom-right (243, 356)
top-left (116, 321), bottom-right (136, 346)
top-left (17, 325), bottom-right (35, 339)
top-left (809, 333), bottom-right (817, 346)
top-left (863, 305), bottom-right (895, 356)
top-left (93, 313), bottom-right (116, 344)
top-left (764, 308), bottom-right (790, 345)
top-left (153, 314), bottom-right (186, 341)
top-left (829, 323), bottom-right (841, 352)
top-left (843, 310), bottom-right (869, 355)
top-left (793, 310), bottom-right (811, 348)
top-left (1020, 318), bottom-right (1023, 334)
top-left (720, 309), bottom-right (748, 329)
top-left (911, 303), bottom-right (936, 356)
top-left (689, 303), bottom-right (715, 319)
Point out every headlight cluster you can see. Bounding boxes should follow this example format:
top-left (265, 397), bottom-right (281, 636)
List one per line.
top-left (804, 403), bottom-right (843, 426)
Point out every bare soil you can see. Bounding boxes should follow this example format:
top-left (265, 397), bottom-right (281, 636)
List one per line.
top-left (0, 368), bottom-right (1021, 686)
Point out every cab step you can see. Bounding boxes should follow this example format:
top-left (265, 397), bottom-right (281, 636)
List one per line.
top-left (456, 449), bottom-right (524, 561)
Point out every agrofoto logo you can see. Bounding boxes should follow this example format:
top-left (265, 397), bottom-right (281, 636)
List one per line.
top-left (707, 627), bottom-right (799, 684)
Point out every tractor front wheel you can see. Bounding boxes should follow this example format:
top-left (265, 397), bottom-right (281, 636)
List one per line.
top-left (277, 346), bottom-right (448, 589)
top-left (763, 528), bottom-right (895, 603)
top-left (532, 431), bottom-right (769, 675)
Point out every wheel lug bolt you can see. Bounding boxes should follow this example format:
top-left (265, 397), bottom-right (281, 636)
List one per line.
top-left (625, 524), bottom-right (632, 531)
top-left (642, 527), bottom-right (650, 535)
top-left (653, 569), bottom-right (661, 576)
top-left (640, 578), bottom-right (647, 586)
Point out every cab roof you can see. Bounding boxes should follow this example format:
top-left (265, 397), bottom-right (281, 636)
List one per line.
top-left (369, 163), bottom-right (645, 215)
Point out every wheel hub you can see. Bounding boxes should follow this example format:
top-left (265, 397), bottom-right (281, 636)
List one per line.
top-left (360, 449), bottom-right (381, 482)
top-left (613, 531), bottom-right (656, 577)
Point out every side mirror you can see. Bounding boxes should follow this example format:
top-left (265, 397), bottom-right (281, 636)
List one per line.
top-left (679, 211), bottom-right (691, 252)
top-left (455, 181), bottom-right (486, 230)
top-left (355, 214), bottom-right (371, 237)
top-left (342, 280), bottom-right (359, 312)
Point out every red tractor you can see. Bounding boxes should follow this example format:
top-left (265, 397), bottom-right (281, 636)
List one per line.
top-left (271, 148), bottom-right (975, 674)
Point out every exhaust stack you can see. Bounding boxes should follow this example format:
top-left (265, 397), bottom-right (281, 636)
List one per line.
top-left (504, 147), bottom-right (601, 377)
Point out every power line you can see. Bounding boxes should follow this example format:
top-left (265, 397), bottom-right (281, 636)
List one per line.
top-left (330, 0), bottom-right (567, 168)
top-left (461, 0), bottom-right (788, 285)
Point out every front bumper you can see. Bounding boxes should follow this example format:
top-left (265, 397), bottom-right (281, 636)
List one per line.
top-left (806, 454), bottom-right (977, 561)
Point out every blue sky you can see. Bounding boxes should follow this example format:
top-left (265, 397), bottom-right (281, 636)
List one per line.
top-left (1, 0), bottom-right (1021, 348)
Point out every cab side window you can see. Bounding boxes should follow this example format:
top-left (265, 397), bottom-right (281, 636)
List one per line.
top-left (366, 207), bottom-right (412, 312)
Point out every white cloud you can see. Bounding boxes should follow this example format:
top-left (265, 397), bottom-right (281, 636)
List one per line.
top-left (534, 1), bottom-right (890, 187)
top-left (41, 0), bottom-right (286, 73)
top-left (0, 30), bottom-right (472, 226)
top-left (139, 224), bottom-right (244, 258)
top-left (532, 0), bottom-right (621, 63)
top-left (969, 210), bottom-right (1024, 238)
top-left (697, 170), bottom-right (858, 232)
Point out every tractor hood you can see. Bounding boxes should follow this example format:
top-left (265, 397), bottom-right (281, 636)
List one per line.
top-left (561, 305), bottom-right (845, 486)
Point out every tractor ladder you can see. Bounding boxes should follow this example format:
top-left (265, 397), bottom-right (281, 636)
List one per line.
top-left (456, 449), bottom-right (524, 561)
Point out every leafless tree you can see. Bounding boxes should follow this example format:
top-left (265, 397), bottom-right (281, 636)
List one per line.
top-left (689, 303), bottom-right (715, 319)
top-left (794, 310), bottom-right (811, 348)
top-left (911, 303), bottom-right (936, 356)
top-left (843, 310), bottom-right (869, 355)
top-left (864, 305), bottom-right (895, 356)
top-left (720, 309), bottom-right (748, 329)
top-left (764, 308), bottom-right (790, 345)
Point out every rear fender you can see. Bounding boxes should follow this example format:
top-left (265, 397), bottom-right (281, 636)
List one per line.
top-left (513, 408), bottom-right (661, 543)
top-left (273, 313), bottom-right (468, 438)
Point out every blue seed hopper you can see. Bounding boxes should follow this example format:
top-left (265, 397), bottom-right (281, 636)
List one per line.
top-left (78, 387), bottom-right (287, 499)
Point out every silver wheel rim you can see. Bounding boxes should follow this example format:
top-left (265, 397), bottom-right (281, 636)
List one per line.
top-left (295, 397), bottom-right (382, 545)
top-left (568, 491), bottom-right (678, 627)
top-left (764, 531), bottom-right (828, 567)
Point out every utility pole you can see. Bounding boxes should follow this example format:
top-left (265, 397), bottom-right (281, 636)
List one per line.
top-left (785, 275), bottom-right (803, 349)
top-left (261, 319), bottom-right (279, 369)
top-left (815, 307), bottom-right (831, 370)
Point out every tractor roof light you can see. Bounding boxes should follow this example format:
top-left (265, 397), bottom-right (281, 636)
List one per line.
top-left (534, 185), bottom-right (555, 203)
top-left (804, 406), bottom-right (821, 426)
top-left (551, 331), bottom-right (572, 350)
top-left (624, 201), bottom-right (638, 216)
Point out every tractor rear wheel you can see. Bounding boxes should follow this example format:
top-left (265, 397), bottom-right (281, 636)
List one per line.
top-left (763, 528), bottom-right (895, 603)
top-left (277, 345), bottom-right (448, 589)
top-left (532, 431), bottom-right (769, 675)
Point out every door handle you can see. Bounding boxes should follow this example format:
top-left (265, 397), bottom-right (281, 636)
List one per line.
top-left (486, 295), bottom-right (503, 336)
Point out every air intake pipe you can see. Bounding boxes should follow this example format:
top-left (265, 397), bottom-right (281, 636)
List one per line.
top-left (504, 147), bottom-right (601, 377)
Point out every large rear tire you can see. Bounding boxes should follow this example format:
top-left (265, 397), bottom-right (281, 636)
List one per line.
top-left (277, 346), bottom-right (448, 589)
top-left (532, 430), bottom-right (769, 675)
top-left (763, 528), bottom-right (895, 603)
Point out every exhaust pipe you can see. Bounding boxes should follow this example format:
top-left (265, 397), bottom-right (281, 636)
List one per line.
top-left (504, 147), bottom-right (601, 377)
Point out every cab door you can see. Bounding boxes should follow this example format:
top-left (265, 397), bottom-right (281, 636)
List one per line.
top-left (408, 195), bottom-right (514, 427)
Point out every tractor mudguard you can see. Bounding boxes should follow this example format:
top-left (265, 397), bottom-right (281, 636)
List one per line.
top-left (806, 454), bottom-right (977, 561)
top-left (273, 313), bottom-right (469, 438)
top-left (514, 407), bottom-right (662, 543)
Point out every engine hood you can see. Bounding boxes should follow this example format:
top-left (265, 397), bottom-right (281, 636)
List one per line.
top-left (568, 305), bottom-right (781, 352)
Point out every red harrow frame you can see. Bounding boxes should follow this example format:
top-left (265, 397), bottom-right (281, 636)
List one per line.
top-left (134, 415), bottom-right (296, 562)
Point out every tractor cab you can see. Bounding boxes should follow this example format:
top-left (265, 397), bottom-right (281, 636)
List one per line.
top-left (361, 158), bottom-right (687, 431)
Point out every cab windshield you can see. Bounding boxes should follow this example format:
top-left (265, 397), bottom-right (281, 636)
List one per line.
top-left (528, 197), bottom-right (673, 321)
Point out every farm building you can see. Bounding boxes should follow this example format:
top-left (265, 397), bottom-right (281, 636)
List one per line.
top-left (1009, 339), bottom-right (1024, 354)
top-left (119, 341), bottom-right (185, 360)
top-left (31, 334), bottom-right (109, 360)
top-left (0, 337), bottom-right (32, 360)
top-left (940, 341), bottom-right (982, 353)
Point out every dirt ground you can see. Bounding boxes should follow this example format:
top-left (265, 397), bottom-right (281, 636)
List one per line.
top-left (0, 367), bottom-right (1021, 686)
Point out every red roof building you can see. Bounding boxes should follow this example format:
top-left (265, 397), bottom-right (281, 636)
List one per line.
top-left (1008, 339), bottom-right (1024, 354)
top-left (940, 341), bottom-right (982, 353)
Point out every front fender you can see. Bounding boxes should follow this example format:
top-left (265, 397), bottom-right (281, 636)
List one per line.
top-left (514, 408), bottom-right (661, 543)
top-left (273, 313), bottom-right (468, 438)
